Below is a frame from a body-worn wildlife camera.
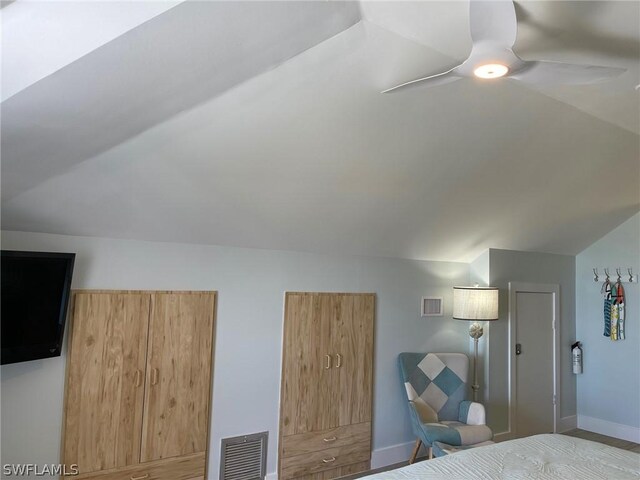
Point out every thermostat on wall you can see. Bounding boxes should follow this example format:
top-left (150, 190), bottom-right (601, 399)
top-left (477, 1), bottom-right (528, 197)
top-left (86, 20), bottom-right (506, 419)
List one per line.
top-left (421, 297), bottom-right (443, 317)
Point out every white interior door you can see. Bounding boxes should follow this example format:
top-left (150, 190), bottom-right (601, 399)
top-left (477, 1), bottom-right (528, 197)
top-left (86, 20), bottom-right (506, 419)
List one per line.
top-left (510, 283), bottom-right (559, 438)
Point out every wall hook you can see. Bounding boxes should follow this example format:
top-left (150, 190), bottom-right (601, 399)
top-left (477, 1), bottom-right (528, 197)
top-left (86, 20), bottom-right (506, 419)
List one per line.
top-left (616, 268), bottom-right (622, 281)
top-left (593, 268), bottom-right (599, 282)
top-left (629, 268), bottom-right (635, 283)
top-left (604, 268), bottom-right (610, 280)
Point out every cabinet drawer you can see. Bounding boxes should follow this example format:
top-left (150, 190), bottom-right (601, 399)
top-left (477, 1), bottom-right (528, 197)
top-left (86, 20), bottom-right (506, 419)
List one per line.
top-left (281, 441), bottom-right (370, 479)
top-left (282, 423), bottom-right (371, 458)
top-left (67, 453), bottom-right (205, 480)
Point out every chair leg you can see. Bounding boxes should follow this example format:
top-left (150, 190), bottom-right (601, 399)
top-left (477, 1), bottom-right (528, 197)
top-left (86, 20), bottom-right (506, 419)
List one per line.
top-left (428, 447), bottom-right (433, 460)
top-left (409, 439), bottom-right (422, 464)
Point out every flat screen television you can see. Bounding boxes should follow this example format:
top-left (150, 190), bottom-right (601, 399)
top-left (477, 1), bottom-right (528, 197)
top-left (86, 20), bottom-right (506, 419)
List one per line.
top-left (1, 251), bottom-right (75, 365)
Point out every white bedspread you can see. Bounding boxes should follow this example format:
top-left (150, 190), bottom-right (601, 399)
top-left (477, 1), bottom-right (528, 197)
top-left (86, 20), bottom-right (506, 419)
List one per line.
top-left (364, 434), bottom-right (640, 479)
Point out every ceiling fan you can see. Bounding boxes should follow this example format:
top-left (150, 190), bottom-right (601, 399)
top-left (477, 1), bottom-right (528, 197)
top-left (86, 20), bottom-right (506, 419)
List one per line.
top-left (382, 0), bottom-right (626, 93)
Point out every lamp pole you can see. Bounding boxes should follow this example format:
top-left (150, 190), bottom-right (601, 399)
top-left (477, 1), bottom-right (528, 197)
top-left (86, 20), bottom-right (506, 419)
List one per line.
top-left (453, 285), bottom-right (499, 404)
top-left (469, 321), bottom-right (483, 402)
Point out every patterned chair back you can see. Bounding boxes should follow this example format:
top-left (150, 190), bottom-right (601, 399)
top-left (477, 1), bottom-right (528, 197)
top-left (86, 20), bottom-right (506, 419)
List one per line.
top-left (399, 352), bottom-right (469, 423)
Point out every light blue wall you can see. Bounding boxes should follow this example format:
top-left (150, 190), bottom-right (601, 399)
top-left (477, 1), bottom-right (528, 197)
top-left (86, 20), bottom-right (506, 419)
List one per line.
top-left (487, 248), bottom-right (577, 434)
top-left (10, 222), bottom-right (634, 476)
top-left (0, 230), bottom-right (470, 479)
top-left (576, 213), bottom-right (640, 429)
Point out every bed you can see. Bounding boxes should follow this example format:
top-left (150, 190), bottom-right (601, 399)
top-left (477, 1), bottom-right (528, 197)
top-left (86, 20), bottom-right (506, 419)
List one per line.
top-left (363, 434), bottom-right (640, 479)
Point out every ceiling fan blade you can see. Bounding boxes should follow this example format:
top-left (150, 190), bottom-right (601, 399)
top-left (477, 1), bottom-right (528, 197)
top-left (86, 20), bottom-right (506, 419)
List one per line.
top-left (382, 68), bottom-right (461, 93)
top-left (510, 61), bottom-right (626, 85)
top-left (469, 0), bottom-right (517, 48)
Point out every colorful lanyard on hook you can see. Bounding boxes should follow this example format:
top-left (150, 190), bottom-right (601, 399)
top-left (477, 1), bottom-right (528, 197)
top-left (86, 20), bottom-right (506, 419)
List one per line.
top-left (602, 279), bottom-right (612, 337)
top-left (614, 281), bottom-right (625, 341)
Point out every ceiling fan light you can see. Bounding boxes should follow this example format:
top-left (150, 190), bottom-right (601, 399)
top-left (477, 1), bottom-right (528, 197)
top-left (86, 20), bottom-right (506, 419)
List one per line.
top-left (474, 63), bottom-right (509, 79)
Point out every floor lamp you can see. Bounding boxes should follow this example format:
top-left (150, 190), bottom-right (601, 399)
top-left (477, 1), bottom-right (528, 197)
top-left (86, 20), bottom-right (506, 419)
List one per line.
top-left (453, 286), bottom-right (499, 402)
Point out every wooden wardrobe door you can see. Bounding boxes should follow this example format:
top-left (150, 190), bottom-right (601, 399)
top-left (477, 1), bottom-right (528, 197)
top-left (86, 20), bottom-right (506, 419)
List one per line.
top-left (63, 292), bottom-right (150, 474)
top-left (280, 293), bottom-right (336, 436)
top-left (333, 294), bottom-right (375, 426)
top-left (140, 292), bottom-right (216, 462)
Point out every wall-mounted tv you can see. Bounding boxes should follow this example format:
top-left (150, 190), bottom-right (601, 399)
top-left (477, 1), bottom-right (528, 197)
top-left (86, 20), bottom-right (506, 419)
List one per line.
top-left (1, 251), bottom-right (75, 365)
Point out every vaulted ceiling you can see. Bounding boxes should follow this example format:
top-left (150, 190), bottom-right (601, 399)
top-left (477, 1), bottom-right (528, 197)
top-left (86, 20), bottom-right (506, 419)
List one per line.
top-left (2, 1), bottom-right (639, 262)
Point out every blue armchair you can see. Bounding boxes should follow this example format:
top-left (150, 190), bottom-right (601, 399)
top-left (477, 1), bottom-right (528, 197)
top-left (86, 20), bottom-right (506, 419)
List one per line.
top-left (399, 352), bottom-right (493, 462)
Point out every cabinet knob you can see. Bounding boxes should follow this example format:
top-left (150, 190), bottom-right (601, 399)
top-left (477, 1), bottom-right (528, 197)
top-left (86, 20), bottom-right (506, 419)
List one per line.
top-left (325, 355), bottom-right (331, 370)
top-left (323, 436), bottom-right (337, 443)
top-left (336, 353), bottom-right (342, 368)
top-left (322, 457), bottom-right (336, 463)
top-left (130, 474), bottom-right (149, 480)
top-left (151, 368), bottom-right (159, 385)
top-left (134, 369), bottom-right (142, 387)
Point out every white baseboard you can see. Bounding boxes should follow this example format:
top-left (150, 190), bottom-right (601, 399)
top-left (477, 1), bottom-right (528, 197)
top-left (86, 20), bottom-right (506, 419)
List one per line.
top-left (558, 415), bottom-right (577, 433)
top-left (577, 415), bottom-right (640, 443)
top-left (371, 440), bottom-right (415, 469)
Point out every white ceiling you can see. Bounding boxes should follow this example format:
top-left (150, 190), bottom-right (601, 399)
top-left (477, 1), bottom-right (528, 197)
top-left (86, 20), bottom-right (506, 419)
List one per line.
top-left (1, 0), bottom-right (184, 101)
top-left (2, 1), bottom-right (639, 262)
top-left (1, 1), bottom-right (360, 201)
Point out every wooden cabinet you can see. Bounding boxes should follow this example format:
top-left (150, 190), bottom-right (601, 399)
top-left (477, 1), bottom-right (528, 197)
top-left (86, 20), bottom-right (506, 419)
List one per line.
top-left (141, 293), bottom-right (216, 462)
top-left (278, 293), bottom-right (375, 480)
top-left (63, 293), bottom-right (151, 472)
top-left (62, 291), bottom-right (216, 479)
top-left (67, 453), bottom-right (205, 480)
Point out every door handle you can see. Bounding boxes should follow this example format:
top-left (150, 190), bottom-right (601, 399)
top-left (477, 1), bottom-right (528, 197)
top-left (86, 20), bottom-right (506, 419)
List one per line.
top-left (323, 436), bottom-right (337, 443)
top-left (130, 474), bottom-right (149, 480)
top-left (336, 353), bottom-right (342, 368)
top-left (322, 457), bottom-right (336, 463)
top-left (325, 355), bottom-right (332, 370)
top-left (151, 368), bottom-right (159, 385)
top-left (516, 343), bottom-right (522, 356)
top-left (134, 369), bottom-right (142, 387)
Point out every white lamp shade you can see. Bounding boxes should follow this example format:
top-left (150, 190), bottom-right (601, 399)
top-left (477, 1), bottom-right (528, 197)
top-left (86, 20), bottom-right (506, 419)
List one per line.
top-left (453, 287), bottom-right (499, 321)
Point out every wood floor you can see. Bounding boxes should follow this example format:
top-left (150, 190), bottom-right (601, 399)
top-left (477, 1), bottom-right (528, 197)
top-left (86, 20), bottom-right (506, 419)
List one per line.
top-left (338, 429), bottom-right (640, 479)
top-left (563, 428), bottom-right (640, 453)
